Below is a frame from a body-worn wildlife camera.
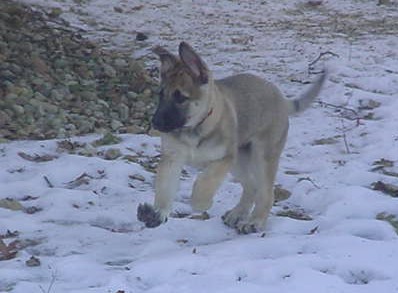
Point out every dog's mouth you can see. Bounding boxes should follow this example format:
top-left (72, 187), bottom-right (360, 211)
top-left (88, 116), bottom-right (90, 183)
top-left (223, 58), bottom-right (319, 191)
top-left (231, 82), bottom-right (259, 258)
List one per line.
top-left (151, 117), bottom-right (186, 133)
top-left (153, 124), bottom-right (181, 133)
top-left (151, 102), bottom-right (188, 133)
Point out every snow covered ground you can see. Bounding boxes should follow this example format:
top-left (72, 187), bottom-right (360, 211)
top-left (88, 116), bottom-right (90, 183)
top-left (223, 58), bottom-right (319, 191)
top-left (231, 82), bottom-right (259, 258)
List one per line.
top-left (2, 0), bottom-right (398, 292)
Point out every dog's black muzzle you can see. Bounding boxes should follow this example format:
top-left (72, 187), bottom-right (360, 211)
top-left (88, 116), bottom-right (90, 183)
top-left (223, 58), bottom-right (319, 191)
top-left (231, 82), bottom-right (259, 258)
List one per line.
top-left (152, 103), bottom-right (186, 133)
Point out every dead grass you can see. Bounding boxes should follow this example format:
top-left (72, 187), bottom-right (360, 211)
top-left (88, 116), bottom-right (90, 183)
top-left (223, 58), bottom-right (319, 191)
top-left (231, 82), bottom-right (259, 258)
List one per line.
top-left (263, 4), bottom-right (398, 40)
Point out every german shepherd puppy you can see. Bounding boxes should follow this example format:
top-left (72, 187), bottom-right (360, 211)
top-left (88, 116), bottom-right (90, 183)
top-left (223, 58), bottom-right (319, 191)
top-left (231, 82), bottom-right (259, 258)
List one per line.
top-left (138, 42), bottom-right (326, 234)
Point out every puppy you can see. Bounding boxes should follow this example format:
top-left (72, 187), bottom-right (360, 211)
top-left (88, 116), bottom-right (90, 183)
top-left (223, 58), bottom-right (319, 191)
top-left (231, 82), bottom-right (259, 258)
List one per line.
top-left (138, 42), bottom-right (326, 233)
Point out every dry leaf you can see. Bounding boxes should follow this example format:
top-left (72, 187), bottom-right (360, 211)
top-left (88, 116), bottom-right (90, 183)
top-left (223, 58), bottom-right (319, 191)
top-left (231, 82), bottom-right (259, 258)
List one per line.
top-left (274, 185), bottom-right (292, 202)
top-left (65, 173), bottom-right (92, 189)
top-left (309, 226), bottom-right (319, 235)
top-left (0, 199), bottom-right (24, 211)
top-left (0, 230), bottom-right (19, 239)
top-left (0, 239), bottom-right (20, 261)
top-left (176, 239), bottom-right (188, 244)
top-left (129, 174), bottom-right (145, 182)
top-left (18, 152), bottom-right (58, 162)
top-left (372, 181), bottom-right (398, 197)
top-left (24, 206), bottom-right (42, 214)
top-left (189, 212), bottom-right (210, 220)
top-left (276, 209), bottom-right (313, 221)
top-left (25, 256), bottom-right (41, 267)
top-left (20, 195), bottom-right (39, 201)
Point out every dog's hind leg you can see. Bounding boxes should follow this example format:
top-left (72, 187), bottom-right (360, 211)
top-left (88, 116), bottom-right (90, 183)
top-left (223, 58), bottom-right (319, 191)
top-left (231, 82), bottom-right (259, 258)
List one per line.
top-left (191, 156), bottom-right (232, 212)
top-left (236, 159), bottom-right (277, 234)
top-left (222, 145), bottom-right (255, 228)
top-left (222, 180), bottom-right (255, 228)
top-left (236, 132), bottom-right (287, 234)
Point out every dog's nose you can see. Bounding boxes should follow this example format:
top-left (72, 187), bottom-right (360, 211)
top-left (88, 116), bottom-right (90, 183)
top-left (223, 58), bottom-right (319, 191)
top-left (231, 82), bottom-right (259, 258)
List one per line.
top-left (151, 113), bottom-right (163, 131)
top-left (151, 103), bottom-right (186, 133)
top-left (152, 111), bottom-right (172, 132)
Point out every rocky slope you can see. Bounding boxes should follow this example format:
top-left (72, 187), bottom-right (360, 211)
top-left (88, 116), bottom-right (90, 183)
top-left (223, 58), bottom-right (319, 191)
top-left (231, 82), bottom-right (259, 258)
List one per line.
top-left (0, 0), bottom-right (156, 141)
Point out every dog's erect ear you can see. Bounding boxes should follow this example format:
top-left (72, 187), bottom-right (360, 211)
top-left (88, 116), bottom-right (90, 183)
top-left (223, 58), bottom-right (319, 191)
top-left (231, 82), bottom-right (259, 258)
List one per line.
top-left (153, 46), bottom-right (178, 76)
top-left (178, 42), bottom-right (209, 84)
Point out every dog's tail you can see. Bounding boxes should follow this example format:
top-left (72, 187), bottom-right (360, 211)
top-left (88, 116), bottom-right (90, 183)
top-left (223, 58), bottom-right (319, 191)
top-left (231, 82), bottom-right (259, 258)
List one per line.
top-left (287, 71), bottom-right (327, 115)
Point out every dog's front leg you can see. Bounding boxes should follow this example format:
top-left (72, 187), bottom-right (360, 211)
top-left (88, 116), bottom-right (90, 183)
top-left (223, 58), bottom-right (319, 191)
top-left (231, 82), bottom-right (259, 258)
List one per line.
top-left (191, 156), bottom-right (232, 213)
top-left (137, 155), bottom-right (183, 228)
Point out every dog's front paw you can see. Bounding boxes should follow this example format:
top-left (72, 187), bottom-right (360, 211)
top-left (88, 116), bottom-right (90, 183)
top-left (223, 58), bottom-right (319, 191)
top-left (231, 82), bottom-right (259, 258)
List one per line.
top-left (137, 203), bottom-right (167, 228)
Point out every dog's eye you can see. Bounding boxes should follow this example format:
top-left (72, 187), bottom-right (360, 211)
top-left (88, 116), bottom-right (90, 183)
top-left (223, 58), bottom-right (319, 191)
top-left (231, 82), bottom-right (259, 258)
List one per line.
top-left (173, 90), bottom-right (188, 104)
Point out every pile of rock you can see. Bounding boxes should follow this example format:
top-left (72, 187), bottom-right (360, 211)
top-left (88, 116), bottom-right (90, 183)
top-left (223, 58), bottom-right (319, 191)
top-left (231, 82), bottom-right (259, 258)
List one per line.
top-left (0, 0), bottom-right (156, 140)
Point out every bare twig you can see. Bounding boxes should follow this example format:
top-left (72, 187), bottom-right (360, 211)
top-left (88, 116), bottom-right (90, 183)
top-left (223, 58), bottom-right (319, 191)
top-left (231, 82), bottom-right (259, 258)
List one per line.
top-left (317, 101), bottom-right (363, 125)
top-left (39, 269), bottom-right (57, 293)
top-left (297, 177), bottom-right (321, 189)
top-left (290, 78), bottom-right (311, 85)
top-left (342, 130), bottom-right (351, 154)
top-left (308, 51), bottom-right (339, 74)
top-left (339, 119), bottom-right (351, 154)
top-left (317, 101), bottom-right (358, 116)
top-left (342, 133), bottom-right (350, 154)
top-left (43, 176), bottom-right (54, 188)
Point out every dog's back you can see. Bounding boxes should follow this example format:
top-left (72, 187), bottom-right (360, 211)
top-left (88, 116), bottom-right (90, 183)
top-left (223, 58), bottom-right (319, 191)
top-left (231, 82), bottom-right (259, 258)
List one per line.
top-left (216, 74), bottom-right (289, 146)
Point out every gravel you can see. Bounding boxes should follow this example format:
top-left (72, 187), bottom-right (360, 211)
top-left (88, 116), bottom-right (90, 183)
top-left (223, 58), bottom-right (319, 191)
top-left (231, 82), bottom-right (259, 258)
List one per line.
top-left (0, 0), bottom-right (157, 141)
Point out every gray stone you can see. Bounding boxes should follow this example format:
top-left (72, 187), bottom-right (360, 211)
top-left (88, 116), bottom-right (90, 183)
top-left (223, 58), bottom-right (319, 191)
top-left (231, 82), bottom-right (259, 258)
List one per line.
top-left (77, 120), bottom-right (93, 133)
top-left (12, 104), bottom-right (25, 115)
top-left (5, 92), bottom-right (18, 102)
top-left (17, 86), bottom-right (34, 98)
top-left (9, 63), bottom-right (22, 74)
top-left (24, 115), bottom-right (35, 125)
top-left (57, 128), bottom-right (67, 138)
top-left (50, 89), bottom-right (64, 101)
top-left (80, 91), bottom-right (97, 101)
top-left (65, 123), bottom-right (77, 131)
top-left (0, 40), bottom-right (8, 50)
top-left (110, 111), bottom-right (119, 120)
top-left (42, 102), bottom-right (58, 114)
top-left (104, 148), bottom-right (122, 160)
top-left (0, 110), bottom-right (11, 126)
top-left (127, 91), bottom-right (138, 100)
top-left (103, 64), bottom-right (116, 78)
top-left (31, 77), bottom-right (45, 87)
top-left (33, 91), bottom-right (47, 101)
top-left (97, 99), bottom-right (109, 109)
top-left (114, 58), bottom-right (128, 68)
top-left (4, 109), bottom-right (14, 118)
top-left (119, 103), bottom-right (129, 121)
top-left (2, 69), bottom-right (14, 79)
top-left (111, 119), bottom-right (123, 131)
top-left (94, 111), bottom-right (105, 119)
top-left (135, 101), bottom-right (146, 109)
top-left (52, 59), bottom-right (64, 71)
top-left (29, 99), bottom-right (45, 116)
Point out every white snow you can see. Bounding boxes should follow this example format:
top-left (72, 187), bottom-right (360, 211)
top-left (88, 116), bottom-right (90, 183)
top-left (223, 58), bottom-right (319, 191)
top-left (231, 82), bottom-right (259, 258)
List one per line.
top-left (2, 0), bottom-right (398, 292)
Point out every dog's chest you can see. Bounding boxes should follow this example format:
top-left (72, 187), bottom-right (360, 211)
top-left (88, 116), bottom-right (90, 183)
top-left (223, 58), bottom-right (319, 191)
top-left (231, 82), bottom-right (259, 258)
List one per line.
top-left (177, 133), bottom-right (227, 166)
top-left (187, 140), bottom-right (227, 166)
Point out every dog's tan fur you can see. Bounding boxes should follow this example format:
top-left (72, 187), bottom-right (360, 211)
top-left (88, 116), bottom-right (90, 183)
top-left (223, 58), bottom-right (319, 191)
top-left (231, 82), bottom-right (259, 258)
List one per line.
top-left (137, 42), bottom-right (326, 233)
